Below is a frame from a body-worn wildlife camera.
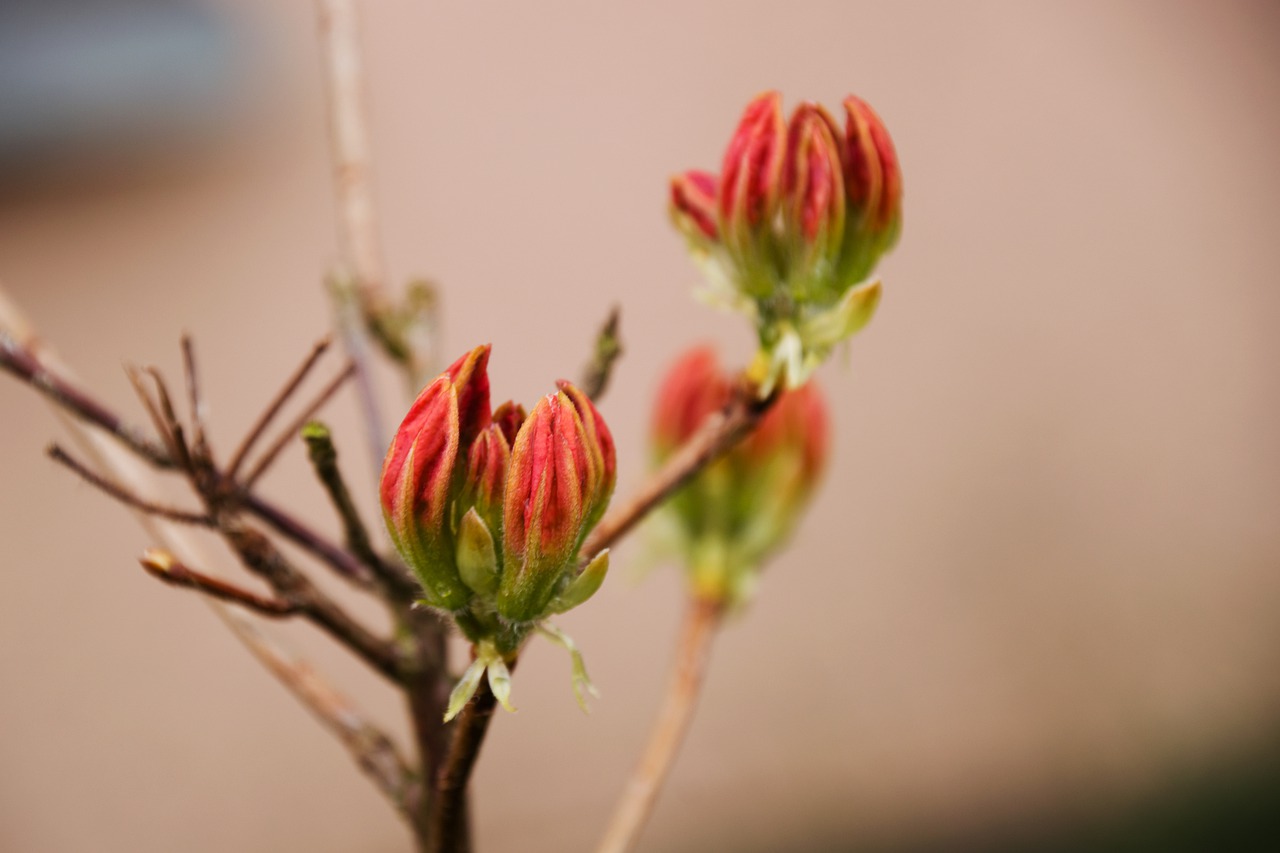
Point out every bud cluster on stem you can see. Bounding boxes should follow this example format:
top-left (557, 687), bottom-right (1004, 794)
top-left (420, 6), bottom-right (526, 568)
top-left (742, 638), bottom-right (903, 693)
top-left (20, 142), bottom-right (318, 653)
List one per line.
top-left (670, 91), bottom-right (902, 393)
top-left (380, 345), bottom-right (616, 718)
top-left (652, 345), bottom-right (830, 605)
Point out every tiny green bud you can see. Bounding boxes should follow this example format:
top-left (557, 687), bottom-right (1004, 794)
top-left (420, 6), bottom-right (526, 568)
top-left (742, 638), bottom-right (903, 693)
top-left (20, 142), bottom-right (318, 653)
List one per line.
top-left (549, 549), bottom-right (610, 615)
top-left (456, 508), bottom-right (499, 595)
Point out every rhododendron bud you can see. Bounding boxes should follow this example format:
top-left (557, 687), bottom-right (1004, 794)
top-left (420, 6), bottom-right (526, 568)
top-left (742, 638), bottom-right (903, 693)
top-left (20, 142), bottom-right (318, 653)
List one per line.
top-left (720, 90), bottom-right (786, 296)
top-left (381, 349), bottom-right (616, 720)
top-left (652, 346), bottom-right (830, 605)
top-left (670, 91), bottom-right (902, 392)
top-left (380, 344), bottom-right (491, 610)
top-left (669, 170), bottom-right (720, 248)
top-left (461, 423), bottom-right (510, 551)
top-left (839, 95), bottom-right (903, 286)
top-left (556, 380), bottom-right (616, 532)
top-left (782, 103), bottom-right (846, 296)
top-left (651, 346), bottom-right (731, 457)
top-left (498, 383), bottom-right (615, 623)
top-left (492, 400), bottom-right (526, 447)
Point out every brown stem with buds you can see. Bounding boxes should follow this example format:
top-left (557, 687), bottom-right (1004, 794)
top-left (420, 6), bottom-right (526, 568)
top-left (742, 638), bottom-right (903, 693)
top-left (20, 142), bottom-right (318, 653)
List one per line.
top-left (597, 596), bottom-right (726, 853)
top-left (581, 380), bottom-right (776, 559)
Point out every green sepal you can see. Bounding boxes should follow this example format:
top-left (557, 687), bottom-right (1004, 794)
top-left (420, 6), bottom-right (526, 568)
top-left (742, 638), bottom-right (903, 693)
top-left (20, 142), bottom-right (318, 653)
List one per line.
top-left (548, 549), bottom-right (609, 615)
top-left (456, 508), bottom-right (499, 595)
top-left (443, 656), bottom-right (487, 722)
top-left (487, 655), bottom-right (516, 713)
top-left (538, 622), bottom-right (600, 713)
top-left (798, 277), bottom-right (881, 352)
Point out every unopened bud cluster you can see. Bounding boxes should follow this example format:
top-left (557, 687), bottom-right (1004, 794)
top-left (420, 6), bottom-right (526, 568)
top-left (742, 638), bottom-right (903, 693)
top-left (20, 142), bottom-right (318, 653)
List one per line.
top-left (671, 91), bottom-right (902, 393)
top-left (653, 346), bottom-right (830, 605)
top-left (380, 345), bottom-right (615, 716)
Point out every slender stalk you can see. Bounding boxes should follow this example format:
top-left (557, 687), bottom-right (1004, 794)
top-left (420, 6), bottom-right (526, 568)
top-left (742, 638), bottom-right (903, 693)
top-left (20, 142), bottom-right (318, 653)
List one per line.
top-left (48, 444), bottom-right (212, 526)
top-left (427, 678), bottom-right (502, 853)
top-left (580, 306), bottom-right (623, 402)
top-left (581, 382), bottom-right (776, 560)
top-left (0, 330), bottom-right (171, 467)
top-left (597, 596), bottom-right (725, 853)
top-left (239, 360), bottom-right (355, 490)
top-left (224, 336), bottom-right (332, 481)
top-left (301, 421), bottom-right (390, 582)
top-left (316, 0), bottom-right (389, 466)
top-left (139, 549), bottom-right (302, 616)
top-left (221, 523), bottom-right (402, 682)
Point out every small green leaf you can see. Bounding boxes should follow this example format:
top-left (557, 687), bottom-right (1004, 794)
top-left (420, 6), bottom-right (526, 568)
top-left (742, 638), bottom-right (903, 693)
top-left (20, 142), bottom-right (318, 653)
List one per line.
top-left (539, 623), bottom-right (600, 712)
top-left (799, 277), bottom-right (881, 351)
top-left (444, 656), bottom-right (487, 722)
top-left (549, 549), bottom-right (610, 614)
top-left (456, 508), bottom-right (499, 595)
top-left (487, 656), bottom-right (517, 714)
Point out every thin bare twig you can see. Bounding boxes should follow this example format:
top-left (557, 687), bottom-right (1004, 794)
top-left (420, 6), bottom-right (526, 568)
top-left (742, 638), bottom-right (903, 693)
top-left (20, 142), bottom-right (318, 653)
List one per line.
top-left (316, 0), bottom-right (387, 310)
top-left (140, 549), bottom-right (301, 616)
top-left (0, 330), bottom-right (172, 467)
top-left (580, 306), bottom-right (623, 402)
top-left (221, 522), bottom-right (402, 683)
top-left (241, 493), bottom-right (384, 588)
top-left (302, 421), bottom-right (409, 595)
top-left (124, 364), bottom-right (192, 471)
top-left (596, 597), bottom-right (725, 853)
top-left (580, 381), bottom-right (776, 560)
top-left (225, 336), bottom-right (332, 481)
top-left (239, 360), bottom-right (355, 491)
top-left (3, 330), bottom-right (383, 590)
top-left (48, 444), bottom-right (212, 526)
top-left (316, 0), bottom-right (390, 466)
top-left (233, 612), bottom-right (418, 823)
top-left (0, 285), bottom-right (414, 822)
top-left (181, 334), bottom-right (210, 459)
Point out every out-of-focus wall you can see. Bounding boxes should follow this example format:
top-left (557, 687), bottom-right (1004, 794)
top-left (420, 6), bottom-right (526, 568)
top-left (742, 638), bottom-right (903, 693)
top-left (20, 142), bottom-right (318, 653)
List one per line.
top-left (2, 1), bottom-right (1279, 851)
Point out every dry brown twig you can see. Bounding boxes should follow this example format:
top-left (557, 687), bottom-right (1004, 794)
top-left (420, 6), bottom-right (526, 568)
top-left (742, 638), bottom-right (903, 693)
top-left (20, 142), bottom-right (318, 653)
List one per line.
top-left (596, 597), bottom-right (726, 853)
top-left (0, 285), bottom-right (417, 822)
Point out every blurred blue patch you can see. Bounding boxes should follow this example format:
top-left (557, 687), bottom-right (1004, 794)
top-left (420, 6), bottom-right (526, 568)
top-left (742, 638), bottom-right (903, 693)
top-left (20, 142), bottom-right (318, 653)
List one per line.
top-left (0, 0), bottom-right (250, 169)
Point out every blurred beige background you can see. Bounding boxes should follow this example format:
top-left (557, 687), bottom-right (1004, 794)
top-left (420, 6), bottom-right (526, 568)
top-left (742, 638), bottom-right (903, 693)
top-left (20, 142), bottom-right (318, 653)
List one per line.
top-left (3, 1), bottom-right (1280, 851)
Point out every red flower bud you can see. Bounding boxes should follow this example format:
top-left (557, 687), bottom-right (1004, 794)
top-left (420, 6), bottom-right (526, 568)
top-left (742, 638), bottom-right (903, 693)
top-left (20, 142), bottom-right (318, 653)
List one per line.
top-left (669, 92), bottom-right (901, 390)
top-left (669, 170), bottom-right (720, 244)
top-left (462, 423), bottom-right (510, 552)
top-left (719, 91), bottom-right (786, 274)
top-left (556, 380), bottom-right (616, 531)
top-left (499, 387), bottom-right (609, 623)
top-left (741, 380), bottom-right (829, 499)
top-left (380, 345), bottom-right (493, 610)
top-left (839, 95), bottom-right (903, 281)
top-left (444, 344), bottom-right (492, 448)
top-left (782, 103), bottom-right (846, 285)
top-left (650, 345), bottom-right (732, 458)
top-left (651, 347), bottom-right (831, 602)
top-left (492, 400), bottom-right (527, 447)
